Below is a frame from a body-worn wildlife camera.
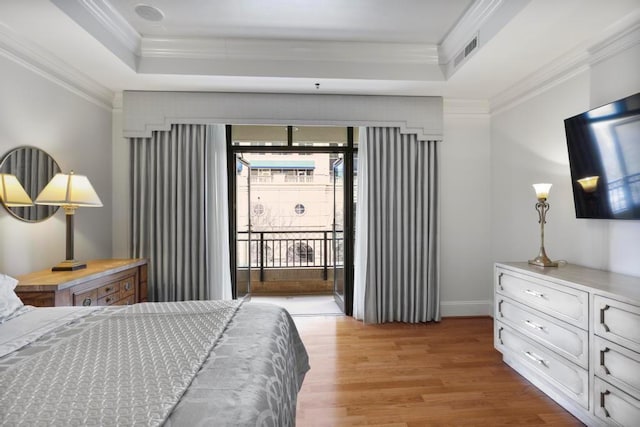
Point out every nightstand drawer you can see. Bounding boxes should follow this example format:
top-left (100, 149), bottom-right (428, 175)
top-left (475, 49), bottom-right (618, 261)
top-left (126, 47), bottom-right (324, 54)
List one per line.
top-left (594, 295), bottom-right (640, 353)
top-left (74, 289), bottom-right (98, 306)
top-left (594, 335), bottom-right (640, 398)
top-left (119, 276), bottom-right (135, 298)
top-left (496, 296), bottom-right (588, 368)
top-left (496, 269), bottom-right (588, 328)
top-left (98, 282), bottom-right (120, 299)
top-left (114, 295), bottom-right (135, 306)
top-left (496, 323), bottom-right (588, 408)
top-left (594, 377), bottom-right (640, 427)
top-left (98, 293), bottom-right (119, 306)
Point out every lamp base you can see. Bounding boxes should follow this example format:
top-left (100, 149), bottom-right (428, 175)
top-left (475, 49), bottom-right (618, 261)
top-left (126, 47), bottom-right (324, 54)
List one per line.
top-left (52, 260), bottom-right (87, 271)
top-left (528, 252), bottom-right (558, 268)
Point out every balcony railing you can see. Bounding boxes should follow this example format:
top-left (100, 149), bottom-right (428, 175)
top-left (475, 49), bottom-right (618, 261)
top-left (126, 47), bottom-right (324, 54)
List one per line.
top-left (237, 230), bottom-right (344, 281)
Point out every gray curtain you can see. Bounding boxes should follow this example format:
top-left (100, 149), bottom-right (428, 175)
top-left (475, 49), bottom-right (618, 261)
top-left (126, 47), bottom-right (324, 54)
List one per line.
top-left (5, 147), bottom-right (58, 220)
top-left (130, 124), bottom-right (211, 302)
top-left (355, 127), bottom-right (439, 323)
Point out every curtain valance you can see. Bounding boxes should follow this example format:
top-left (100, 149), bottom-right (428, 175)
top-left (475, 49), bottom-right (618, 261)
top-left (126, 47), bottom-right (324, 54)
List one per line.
top-left (122, 91), bottom-right (443, 141)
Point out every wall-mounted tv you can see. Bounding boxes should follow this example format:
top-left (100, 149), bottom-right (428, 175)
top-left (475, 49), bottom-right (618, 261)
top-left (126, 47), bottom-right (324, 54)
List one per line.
top-left (564, 92), bottom-right (640, 219)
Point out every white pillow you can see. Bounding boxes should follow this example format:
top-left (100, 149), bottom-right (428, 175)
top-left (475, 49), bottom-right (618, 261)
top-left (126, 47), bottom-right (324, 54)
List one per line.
top-left (0, 273), bottom-right (24, 323)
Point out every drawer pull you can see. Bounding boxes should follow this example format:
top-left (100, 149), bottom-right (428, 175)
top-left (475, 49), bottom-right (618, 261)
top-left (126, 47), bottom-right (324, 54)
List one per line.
top-left (524, 289), bottom-right (545, 298)
top-left (600, 348), bottom-right (611, 375)
top-left (124, 281), bottom-right (132, 291)
top-left (523, 351), bottom-right (547, 367)
top-left (600, 305), bottom-right (611, 332)
top-left (83, 298), bottom-right (92, 306)
top-left (524, 320), bottom-right (544, 331)
top-left (600, 390), bottom-right (611, 418)
top-left (105, 287), bottom-right (111, 292)
top-left (105, 297), bottom-right (111, 304)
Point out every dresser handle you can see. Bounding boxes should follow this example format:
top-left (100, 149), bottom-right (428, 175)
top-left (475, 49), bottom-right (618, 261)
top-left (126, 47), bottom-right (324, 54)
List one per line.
top-left (497, 300), bottom-right (504, 317)
top-left (600, 348), bottom-right (611, 375)
top-left (105, 287), bottom-right (111, 292)
top-left (600, 390), bottom-right (611, 418)
top-left (524, 289), bottom-right (545, 298)
top-left (523, 351), bottom-right (547, 367)
top-left (525, 320), bottom-right (544, 331)
top-left (105, 297), bottom-right (111, 304)
top-left (82, 298), bottom-right (92, 306)
top-left (497, 272), bottom-right (504, 290)
top-left (600, 305), bottom-right (611, 332)
top-left (124, 281), bottom-right (132, 291)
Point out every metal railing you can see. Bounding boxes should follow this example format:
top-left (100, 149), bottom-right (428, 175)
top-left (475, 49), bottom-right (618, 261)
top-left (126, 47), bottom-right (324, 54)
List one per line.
top-left (237, 230), bottom-right (343, 281)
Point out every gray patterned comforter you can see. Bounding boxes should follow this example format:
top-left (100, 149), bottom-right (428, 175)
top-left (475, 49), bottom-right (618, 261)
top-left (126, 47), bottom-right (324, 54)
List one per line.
top-left (0, 301), bottom-right (309, 427)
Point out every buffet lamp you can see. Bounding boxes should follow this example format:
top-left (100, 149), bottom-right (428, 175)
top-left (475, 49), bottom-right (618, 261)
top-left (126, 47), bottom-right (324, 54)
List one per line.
top-left (0, 173), bottom-right (33, 207)
top-left (35, 171), bottom-right (102, 271)
top-left (528, 183), bottom-right (558, 267)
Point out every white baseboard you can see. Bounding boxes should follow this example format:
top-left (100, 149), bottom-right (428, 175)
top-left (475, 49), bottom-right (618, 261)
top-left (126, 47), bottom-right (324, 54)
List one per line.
top-left (441, 300), bottom-right (493, 317)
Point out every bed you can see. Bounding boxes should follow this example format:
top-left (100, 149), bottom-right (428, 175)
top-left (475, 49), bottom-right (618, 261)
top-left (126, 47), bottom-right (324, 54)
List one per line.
top-left (0, 273), bottom-right (310, 426)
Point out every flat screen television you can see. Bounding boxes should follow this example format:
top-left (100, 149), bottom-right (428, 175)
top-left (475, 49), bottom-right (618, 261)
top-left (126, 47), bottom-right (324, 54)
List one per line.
top-left (564, 92), bottom-right (640, 219)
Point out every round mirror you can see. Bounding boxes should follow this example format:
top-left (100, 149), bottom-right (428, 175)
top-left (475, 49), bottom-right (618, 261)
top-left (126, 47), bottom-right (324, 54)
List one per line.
top-left (0, 146), bottom-right (61, 222)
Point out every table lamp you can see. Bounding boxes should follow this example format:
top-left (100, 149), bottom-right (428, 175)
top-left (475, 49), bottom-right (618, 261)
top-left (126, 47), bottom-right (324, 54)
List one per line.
top-left (35, 171), bottom-right (102, 271)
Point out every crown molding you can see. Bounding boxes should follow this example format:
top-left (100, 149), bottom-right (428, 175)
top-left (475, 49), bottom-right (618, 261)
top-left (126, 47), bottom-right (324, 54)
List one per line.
top-left (443, 98), bottom-right (490, 117)
top-left (141, 37), bottom-right (439, 64)
top-left (587, 13), bottom-right (640, 66)
top-left (51, 0), bottom-right (140, 70)
top-left (112, 91), bottom-right (123, 111)
top-left (489, 49), bottom-right (590, 115)
top-left (439, 0), bottom-right (531, 78)
top-left (440, 0), bottom-right (504, 65)
top-left (78, 0), bottom-right (139, 53)
top-left (0, 22), bottom-right (113, 111)
top-left (490, 12), bottom-right (640, 115)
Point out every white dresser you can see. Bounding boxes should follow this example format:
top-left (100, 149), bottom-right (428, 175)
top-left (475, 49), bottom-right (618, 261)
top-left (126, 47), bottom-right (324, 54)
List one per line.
top-left (494, 262), bottom-right (640, 427)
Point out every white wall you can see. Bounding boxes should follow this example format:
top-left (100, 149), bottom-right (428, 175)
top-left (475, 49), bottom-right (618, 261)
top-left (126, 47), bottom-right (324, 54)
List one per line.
top-left (0, 55), bottom-right (113, 276)
top-left (490, 42), bottom-right (640, 278)
top-left (590, 43), bottom-right (640, 276)
top-left (440, 108), bottom-right (492, 316)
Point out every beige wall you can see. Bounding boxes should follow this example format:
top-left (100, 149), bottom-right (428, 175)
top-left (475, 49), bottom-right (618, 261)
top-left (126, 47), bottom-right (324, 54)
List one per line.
top-left (490, 43), bottom-right (640, 278)
top-left (440, 110), bottom-right (492, 316)
top-left (0, 55), bottom-right (113, 276)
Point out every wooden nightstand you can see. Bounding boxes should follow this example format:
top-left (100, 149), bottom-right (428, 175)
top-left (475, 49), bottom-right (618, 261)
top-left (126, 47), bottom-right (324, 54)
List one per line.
top-left (15, 259), bottom-right (148, 307)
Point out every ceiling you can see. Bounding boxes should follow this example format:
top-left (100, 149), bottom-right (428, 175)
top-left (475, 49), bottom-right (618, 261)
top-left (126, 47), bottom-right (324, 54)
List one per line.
top-left (0, 0), bottom-right (638, 108)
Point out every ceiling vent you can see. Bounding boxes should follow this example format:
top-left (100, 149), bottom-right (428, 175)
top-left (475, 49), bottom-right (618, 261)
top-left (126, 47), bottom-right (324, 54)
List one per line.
top-left (453, 35), bottom-right (478, 68)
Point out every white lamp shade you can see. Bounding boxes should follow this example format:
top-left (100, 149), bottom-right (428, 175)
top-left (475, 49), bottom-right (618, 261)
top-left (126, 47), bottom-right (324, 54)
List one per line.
top-left (532, 183), bottom-right (552, 200)
top-left (0, 173), bottom-right (33, 207)
top-left (35, 172), bottom-right (102, 207)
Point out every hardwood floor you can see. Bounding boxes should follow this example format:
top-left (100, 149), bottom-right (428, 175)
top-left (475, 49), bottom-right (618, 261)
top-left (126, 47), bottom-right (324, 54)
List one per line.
top-left (294, 316), bottom-right (584, 427)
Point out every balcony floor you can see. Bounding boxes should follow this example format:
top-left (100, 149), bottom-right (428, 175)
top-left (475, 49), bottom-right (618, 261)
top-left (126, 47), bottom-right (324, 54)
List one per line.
top-left (248, 294), bottom-right (343, 316)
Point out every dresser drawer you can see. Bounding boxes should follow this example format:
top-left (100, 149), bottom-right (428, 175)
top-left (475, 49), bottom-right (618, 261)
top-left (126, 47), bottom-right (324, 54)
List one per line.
top-left (73, 289), bottom-right (98, 306)
top-left (594, 377), bottom-right (640, 427)
top-left (594, 335), bottom-right (640, 398)
top-left (97, 281), bottom-right (120, 299)
top-left (594, 295), bottom-right (640, 353)
top-left (496, 323), bottom-right (588, 408)
top-left (496, 296), bottom-right (588, 368)
top-left (98, 293), bottom-right (119, 306)
top-left (495, 323), bottom-right (589, 408)
top-left (496, 269), bottom-right (588, 329)
top-left (119, 275), bottom-right (135, 298)
top-left (113, 295), bottom-right (135, 306)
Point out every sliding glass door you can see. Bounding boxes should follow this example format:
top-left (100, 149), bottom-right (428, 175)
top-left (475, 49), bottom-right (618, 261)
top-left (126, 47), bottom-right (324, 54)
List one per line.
top-left (235, 156), bottom-right (251, 299)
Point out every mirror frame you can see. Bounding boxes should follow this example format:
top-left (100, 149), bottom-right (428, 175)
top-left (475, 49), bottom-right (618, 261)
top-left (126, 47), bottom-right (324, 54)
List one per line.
top-left (0, 146), bottom-right (62, 222)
